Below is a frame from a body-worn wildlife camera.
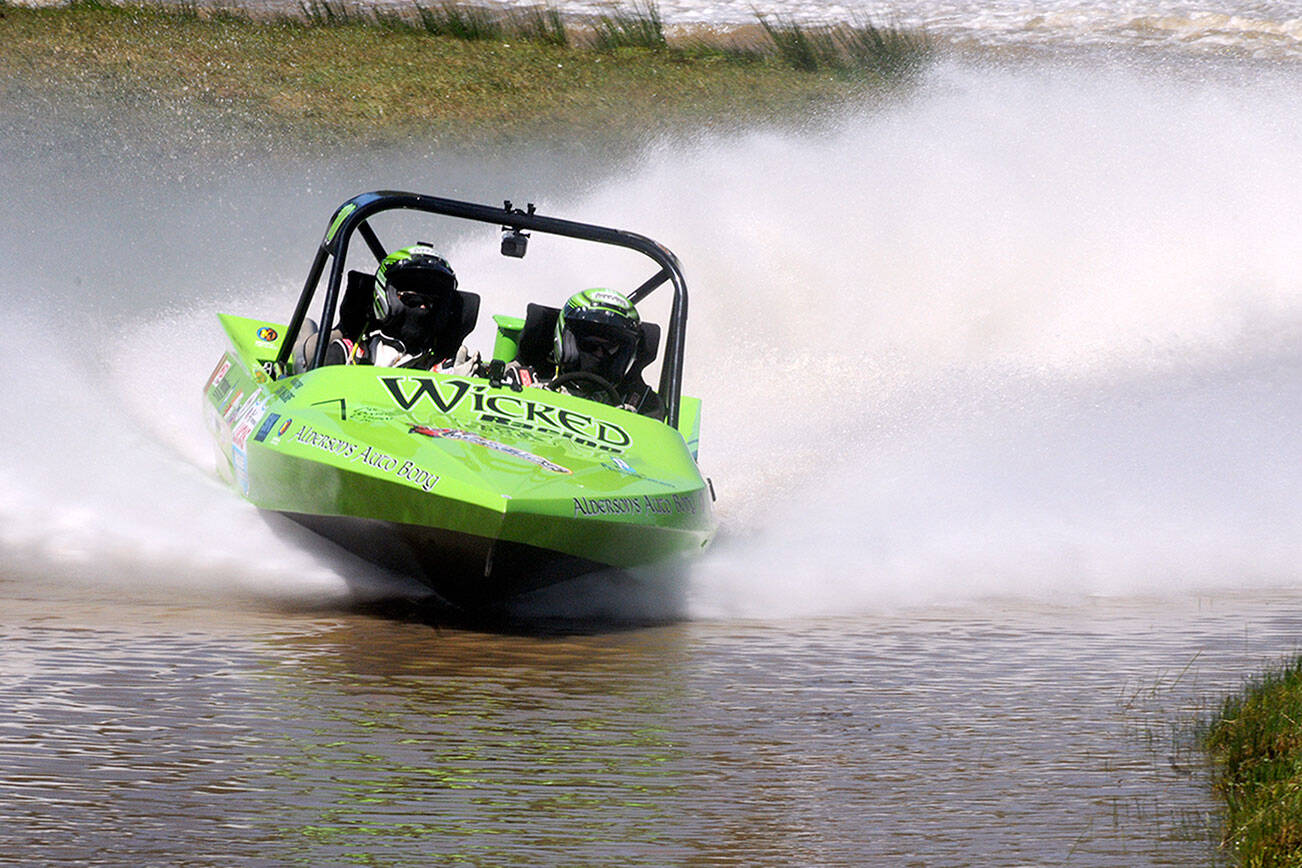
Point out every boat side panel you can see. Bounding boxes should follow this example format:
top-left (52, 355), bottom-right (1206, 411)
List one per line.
top-left (217, 313), bottom-right (289, 376)
top-left (205, 323), bottom-right (717, 571)
top-left (203, 349), bottom-right (274, 495)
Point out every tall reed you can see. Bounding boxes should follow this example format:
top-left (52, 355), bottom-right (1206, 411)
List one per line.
top-left (592, 0), bottom-right (665, 50)
top-left (413, 2), bottom-right (504, 41)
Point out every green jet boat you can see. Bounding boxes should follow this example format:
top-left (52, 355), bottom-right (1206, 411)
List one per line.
top-left (203, 191), bottom-right (716, 608)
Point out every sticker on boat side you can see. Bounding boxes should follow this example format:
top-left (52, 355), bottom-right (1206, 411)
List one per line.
top-left (348, 406), bottom-right (405, 424)
top-left (221, 390), bottom-right (244, 422)
top-left (253, 413), bottom-right (281, 443)
top-left (232, 443), bottom-right (249, 496)
top-left (382, 376), bottom-right (631, 452)
top-left (601, 457), bottom-right (674, 488)
top-left (293, 424), bottom-right (440, 492)
top-left (230, 393), bottom-right (271, 448)
top-left (206, 358), bottom-right (231, 392)
top-left (409, 426), bottom-right (572, 475)
top-left (573, 491), bottom-right (705, 518)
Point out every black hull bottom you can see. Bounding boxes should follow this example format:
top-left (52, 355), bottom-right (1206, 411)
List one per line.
top-left (284, 512), bottom-right (611, 609)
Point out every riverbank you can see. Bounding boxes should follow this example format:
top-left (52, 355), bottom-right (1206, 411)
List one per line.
top-left (1206, 656), bottom-right (1302, 866)
top-left (0, 1), bottom-right (927, 154)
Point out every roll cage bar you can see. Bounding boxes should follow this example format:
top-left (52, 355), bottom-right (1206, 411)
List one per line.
top-left (273, 190), bottom-right (691, 428)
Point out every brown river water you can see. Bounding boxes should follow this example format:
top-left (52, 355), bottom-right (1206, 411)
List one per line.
top-left (4, 580), bottom-right (1298, 865)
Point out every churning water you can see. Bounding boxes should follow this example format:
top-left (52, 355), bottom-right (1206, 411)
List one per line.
top-left (0, 4), bottom-right (1300, 863)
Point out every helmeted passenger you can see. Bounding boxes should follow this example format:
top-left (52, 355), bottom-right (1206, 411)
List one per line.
top-left (324, 243), bottom-right (478, 372)
top-left (546, 289), bottom-right (663, 418)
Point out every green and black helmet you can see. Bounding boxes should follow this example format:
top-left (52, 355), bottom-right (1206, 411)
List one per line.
top-left (552, 289), bottom-right (641, 384)
top-left (373, 244), bottom-right (458, 353)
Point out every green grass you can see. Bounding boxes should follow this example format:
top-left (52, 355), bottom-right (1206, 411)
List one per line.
top-left (1206, 656), bottom-right (1302, 866)
top-left (0, 0), bottom-right (931, 153)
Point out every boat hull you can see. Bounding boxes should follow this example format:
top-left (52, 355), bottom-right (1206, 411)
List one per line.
top-left (283, 512), bottom-right (613, 607)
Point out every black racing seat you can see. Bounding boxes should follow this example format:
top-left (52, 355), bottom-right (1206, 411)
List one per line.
top-left (515, 303), bottom-right (561, 378)
top-left (628, 321), bottom-right (660, 387)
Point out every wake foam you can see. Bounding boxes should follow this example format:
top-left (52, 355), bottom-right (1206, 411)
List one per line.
top-left (2, 61), bottom-right (1299, 618)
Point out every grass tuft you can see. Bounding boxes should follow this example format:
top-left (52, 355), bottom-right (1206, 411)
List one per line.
top-left (413, 2), bottom-right (505, 41)
top-left (838, 15), bottom-right (930, 77)
top-left (1206, 656), bottom-right (1302, 866)
top-left (592, 1), bottom-right (665, 51)
top-left (756, 15), bottom-right (837, 73)
top-left (513, 4), bottom-right (568, 47)
top-left (756, 12), bottom-right (928, 78)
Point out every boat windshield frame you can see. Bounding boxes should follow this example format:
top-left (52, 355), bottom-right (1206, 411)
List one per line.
top-left (274, 190), bottom-right (691, 428)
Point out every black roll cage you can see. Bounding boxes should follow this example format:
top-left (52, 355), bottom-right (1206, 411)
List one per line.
top-left (273, 190), bottom-right (691, 428)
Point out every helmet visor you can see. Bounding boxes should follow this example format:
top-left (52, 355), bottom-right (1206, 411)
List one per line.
top-left (567, 320), bottom-right (638, 383)
top-left (397, 290), bottom-right (442, 310)
top-left (387, 264), bottom-right (456, 296)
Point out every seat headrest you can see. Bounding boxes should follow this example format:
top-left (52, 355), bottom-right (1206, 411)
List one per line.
top-left (516, 303), bottom-right (561, 377)
top-left (627, 322), bottom-right (660, 385)
top-left (434, 290), bottom-right (480, 362)
top-left (339, 271), bottom-right (376, 340)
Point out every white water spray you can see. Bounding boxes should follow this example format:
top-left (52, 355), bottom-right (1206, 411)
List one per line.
top-left (1, 61), bottom-right (1299, 616)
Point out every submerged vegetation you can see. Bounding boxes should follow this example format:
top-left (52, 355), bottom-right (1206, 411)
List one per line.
top-left (1206, 657), bottom-right (1302, 866)
top-left (0, 0), bottom-right (930, 150)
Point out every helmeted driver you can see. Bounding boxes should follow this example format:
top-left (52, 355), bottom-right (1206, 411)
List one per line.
top-left (326, 243), bottom-right (477, 372)
top-left (546, 288), bottom-right (663, 418)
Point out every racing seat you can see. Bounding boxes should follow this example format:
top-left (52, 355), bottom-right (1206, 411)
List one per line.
top-left (627, 322), bottom-right (660, 386)
top-left (514, 303), bottom-right (562, 378)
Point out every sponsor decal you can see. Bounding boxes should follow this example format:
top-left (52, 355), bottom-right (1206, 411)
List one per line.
top-left (382, 376), bottom-right (631, 452)
top-left (210, 376), bottom-right (233, 407)
top-left (221, 390), bottom-right (244, 422)
top-left (349, 405), bottom-right (404, 424)
top-left (601, 457), bottom-right (674, 488)
top-left (274, 377), bottom-right (303, 403)
top-left (206, 358), bottom-right (232, 392)
top-left (256, 326), bottom-right (279, 342)
top-left (207, 356), bottom-right (235, 406)
top-left (573, 491), bottom-right (704, 518)
top-left (325, 202), bottom-right (357, 244)
top-left (229, 393), bottom-right (271, 448)
top-left (294, 424), bottom-right (439, 492)
top-left (410, 425), bottom-right (572, 474)
top-left (232, 444), bottom-right (249, 495)
top-left (589, 290), bottom-right (627, 308)
top-left (253, 412), bottom-right (281, 443)
top-left (232, 418), bottom-right (256, 449)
